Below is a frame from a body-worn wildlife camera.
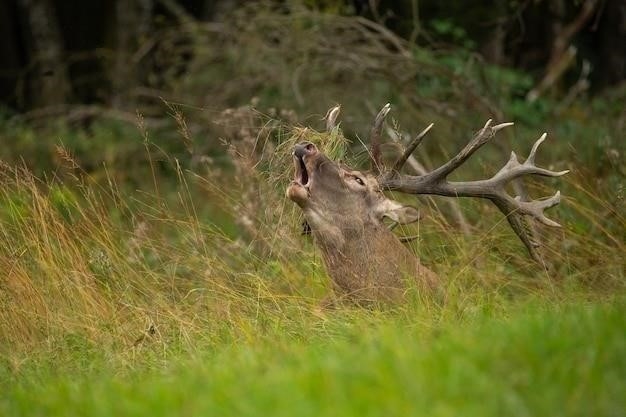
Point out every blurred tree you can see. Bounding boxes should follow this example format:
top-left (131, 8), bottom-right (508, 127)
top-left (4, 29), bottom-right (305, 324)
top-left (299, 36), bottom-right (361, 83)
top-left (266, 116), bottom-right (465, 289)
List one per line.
top-left (112, 0), bottom-right (154, 108)
top-left (17, 0), bottom-right (72, 107)
top-left (0, 0), bottom-right (623, 112)
top-left (0, 1), bottom-right (22, 109)
top-left (595, 0), bottom-right (626, 88)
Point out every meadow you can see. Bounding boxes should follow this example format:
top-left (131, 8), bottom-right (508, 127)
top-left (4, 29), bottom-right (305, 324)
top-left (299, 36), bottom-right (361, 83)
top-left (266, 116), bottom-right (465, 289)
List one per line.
top-left (1, 6), bottom-right (625, 415)
top-left (0, 97), bottom-right (624, 416)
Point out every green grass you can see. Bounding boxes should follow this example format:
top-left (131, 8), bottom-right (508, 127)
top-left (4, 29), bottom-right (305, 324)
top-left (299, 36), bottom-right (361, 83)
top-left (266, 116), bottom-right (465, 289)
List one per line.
top-left (2, 299), bottom-right (624, 417)
top-left (0, 118), bottom-right (623, 416)
top-left (0, 112), bottom-right (624, 415)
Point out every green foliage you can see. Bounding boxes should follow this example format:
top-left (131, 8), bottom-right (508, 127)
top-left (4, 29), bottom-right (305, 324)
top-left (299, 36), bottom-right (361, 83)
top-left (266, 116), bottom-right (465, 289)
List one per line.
top-left (2, 300), bottom-right (625, 416)
top-left (430, 18), bottom-right (476, 49)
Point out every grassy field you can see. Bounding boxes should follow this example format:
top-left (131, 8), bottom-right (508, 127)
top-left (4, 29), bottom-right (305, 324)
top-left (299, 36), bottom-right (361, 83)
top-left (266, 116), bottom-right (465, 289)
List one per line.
top-left (1, 4), bottom-right (625, 416)
top-left (0, 97), bottom-right (624, 416)
top-left (2, 299), bottom-right (625, 417)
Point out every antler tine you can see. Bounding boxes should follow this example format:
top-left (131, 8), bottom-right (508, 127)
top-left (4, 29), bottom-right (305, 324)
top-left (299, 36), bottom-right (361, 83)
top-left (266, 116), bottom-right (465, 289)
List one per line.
top-left (325, 105), bottom-right (341, 132)
top-left (515, 191), bottom-right (563, 227)
top-left (391, 123), bottom-right (434, 175)
top-left (369, 103), bottom-right (391, 174)
top-left (525, 134), bottom-right (570, 177)
top-left (426, 120), bottom-right (515, 180)
top-left (492, 134), bottom-right (570, 182)
top-left (504, 191), bottom-right (563, 261)
top-left (526, 132), bottom-right (547, 164)
top-left (492, 122), bottom-right (515, 132)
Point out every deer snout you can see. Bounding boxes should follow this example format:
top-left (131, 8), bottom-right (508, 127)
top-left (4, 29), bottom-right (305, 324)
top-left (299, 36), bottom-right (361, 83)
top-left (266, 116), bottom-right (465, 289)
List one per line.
top-left (293, 142), bottom-right (318, 158)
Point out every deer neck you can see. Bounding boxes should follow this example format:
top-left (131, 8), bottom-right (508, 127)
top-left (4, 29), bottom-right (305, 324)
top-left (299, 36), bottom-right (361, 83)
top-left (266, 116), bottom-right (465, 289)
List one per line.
top-left (307, 212), bottom-right (420, 299)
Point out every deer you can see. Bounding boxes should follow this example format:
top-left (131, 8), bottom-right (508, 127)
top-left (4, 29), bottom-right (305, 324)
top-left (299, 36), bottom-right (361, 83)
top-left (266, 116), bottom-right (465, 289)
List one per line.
top-left (286, 104), bottom-right (569, 304)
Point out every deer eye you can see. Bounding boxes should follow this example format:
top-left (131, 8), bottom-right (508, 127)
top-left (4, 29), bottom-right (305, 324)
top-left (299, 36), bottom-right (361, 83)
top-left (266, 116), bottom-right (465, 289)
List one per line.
top-left (353, 176), bottom-right (365, 186)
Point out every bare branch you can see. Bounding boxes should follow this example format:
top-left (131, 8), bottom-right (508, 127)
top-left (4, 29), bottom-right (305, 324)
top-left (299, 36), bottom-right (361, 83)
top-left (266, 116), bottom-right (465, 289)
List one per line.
top-left (527, 0), bottom-right (599, 102)
top-left (399, 235), bottom-right (420, 243)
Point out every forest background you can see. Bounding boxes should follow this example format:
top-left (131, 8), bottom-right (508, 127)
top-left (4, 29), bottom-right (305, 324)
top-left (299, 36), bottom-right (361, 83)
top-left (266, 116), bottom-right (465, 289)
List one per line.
top-left (1, 1), bottom-right (625, 416)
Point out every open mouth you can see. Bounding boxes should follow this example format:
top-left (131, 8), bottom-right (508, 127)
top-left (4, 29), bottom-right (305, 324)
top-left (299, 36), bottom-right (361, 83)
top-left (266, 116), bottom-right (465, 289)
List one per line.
top-left (294, 154), bottom-right (309, 186)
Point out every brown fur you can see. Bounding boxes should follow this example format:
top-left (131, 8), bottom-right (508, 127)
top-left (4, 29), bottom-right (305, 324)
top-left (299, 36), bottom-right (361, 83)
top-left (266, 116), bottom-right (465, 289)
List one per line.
top-left (287, 142), bottom-right (438, 304)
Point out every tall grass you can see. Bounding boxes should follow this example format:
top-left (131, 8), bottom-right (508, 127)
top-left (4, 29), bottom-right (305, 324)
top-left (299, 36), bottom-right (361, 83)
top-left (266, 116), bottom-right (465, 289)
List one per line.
top-left (1, 106), bottom-right (623, 355)
top-left (0, 102), bottom-right (624, 416)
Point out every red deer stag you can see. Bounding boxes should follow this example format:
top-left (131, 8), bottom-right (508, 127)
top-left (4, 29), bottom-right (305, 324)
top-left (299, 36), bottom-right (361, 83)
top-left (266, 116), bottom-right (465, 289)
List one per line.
top-left (286, 104), bottom-right (569, 303)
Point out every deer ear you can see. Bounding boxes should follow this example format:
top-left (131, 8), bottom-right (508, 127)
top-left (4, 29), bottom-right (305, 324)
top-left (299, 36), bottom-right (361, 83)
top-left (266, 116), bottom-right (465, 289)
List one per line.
top-left (375, 199), bottom-right (421, 224)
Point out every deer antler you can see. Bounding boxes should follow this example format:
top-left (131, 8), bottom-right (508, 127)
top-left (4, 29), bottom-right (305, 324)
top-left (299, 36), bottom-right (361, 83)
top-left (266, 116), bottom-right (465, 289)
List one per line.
top-left (375, 109), bottom-right (569, 262)
top-left (324, 105), bottom-right (341, 131)
top-left (369, 103), bottom-right (391, 174)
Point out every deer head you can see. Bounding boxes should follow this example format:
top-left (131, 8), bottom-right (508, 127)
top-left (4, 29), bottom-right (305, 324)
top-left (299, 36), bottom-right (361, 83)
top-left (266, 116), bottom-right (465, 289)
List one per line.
top-left (287, 141), bottom-right (421, 242)
top-left (287, 104), bottom-right (569, 303)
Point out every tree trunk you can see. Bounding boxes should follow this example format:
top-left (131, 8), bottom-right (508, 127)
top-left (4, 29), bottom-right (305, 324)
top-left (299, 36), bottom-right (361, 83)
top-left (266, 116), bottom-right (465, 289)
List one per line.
top-left (596, 0), bottom-right (626, 88)
top-left (18, 0), bottom-right (72, 108)
top-left (0, 1), bottom-right (23, 109)
top-left (112, 0), bottom-right (154, 109)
